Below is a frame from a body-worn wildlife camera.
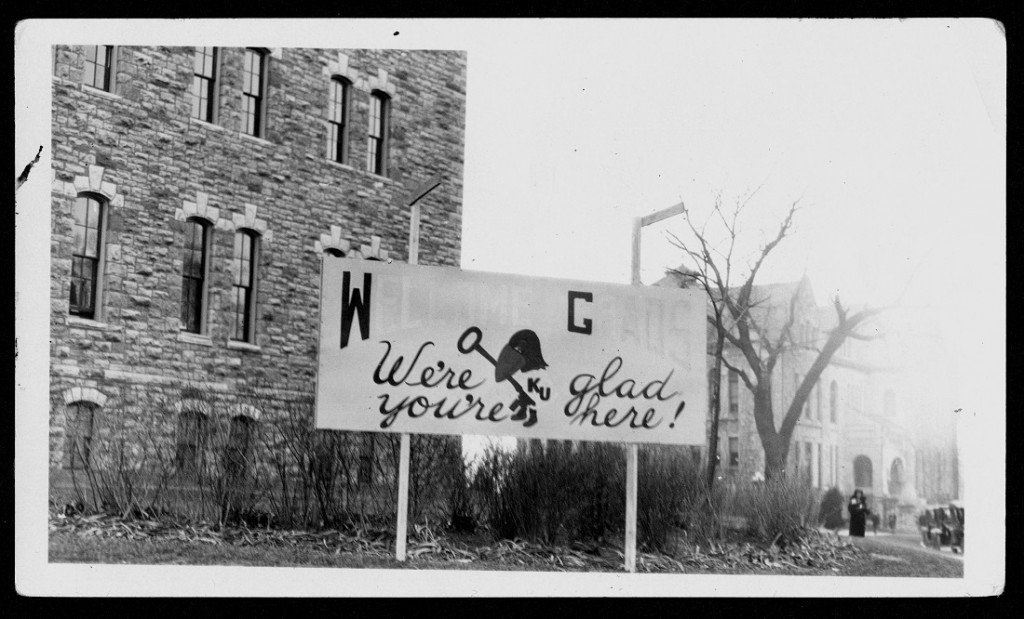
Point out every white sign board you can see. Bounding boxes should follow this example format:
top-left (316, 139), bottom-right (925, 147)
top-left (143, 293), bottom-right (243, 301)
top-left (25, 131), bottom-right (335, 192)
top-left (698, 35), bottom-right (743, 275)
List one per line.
top-left (316, 259), bottom-right (707, 445)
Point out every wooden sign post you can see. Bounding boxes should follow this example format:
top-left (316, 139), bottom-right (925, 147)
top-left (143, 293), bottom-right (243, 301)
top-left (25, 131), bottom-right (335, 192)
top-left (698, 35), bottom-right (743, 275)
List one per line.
top-left (626, 201), bottom-right (686, 573)
top-left (396, 175), bottom-right (443, 562)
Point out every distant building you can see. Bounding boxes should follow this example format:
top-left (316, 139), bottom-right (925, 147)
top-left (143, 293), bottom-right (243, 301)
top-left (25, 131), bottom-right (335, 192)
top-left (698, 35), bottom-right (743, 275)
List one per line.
top-left (49, 45), bottom-right (467, 500)
top-left (656, 271), bottom-right (957, 520)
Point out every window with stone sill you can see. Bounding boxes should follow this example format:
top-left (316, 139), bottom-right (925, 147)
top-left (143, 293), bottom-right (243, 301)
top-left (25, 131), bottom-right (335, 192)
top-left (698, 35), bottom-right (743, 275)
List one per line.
top-left (327, 76), bottom-right (351, 165)
top-left (83, 45), bottom-right (114, 92)
top-left (69, 194), bottom-right (106, 319)
top-left (64, 401), bottom-right (96, 470)
top-left (242, 48), bottom-right (267, 138)
top-left (367, 90), bottom-right (390, 176)
top-left (191, 47), bottom-right (218, 123)
top-left (180, 218), bottom-right (211, 334)
top-left (231, 230), bottom-right (259, 343)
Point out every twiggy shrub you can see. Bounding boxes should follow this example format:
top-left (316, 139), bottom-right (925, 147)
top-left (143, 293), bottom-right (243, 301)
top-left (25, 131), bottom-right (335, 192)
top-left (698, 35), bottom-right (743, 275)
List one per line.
top-left (471, 441), bottom-right (718, 549)
top-left (53, 382), bottom-right (463, 532)
top-left (636, 445), bottom-right (717, 552)
top-left (724, 476), bottom-right (821, 546)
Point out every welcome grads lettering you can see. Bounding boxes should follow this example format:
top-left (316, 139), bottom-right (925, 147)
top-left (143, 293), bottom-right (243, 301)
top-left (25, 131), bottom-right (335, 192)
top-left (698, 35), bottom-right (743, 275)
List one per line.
top-left (318, 262), bottom-right (705, 445)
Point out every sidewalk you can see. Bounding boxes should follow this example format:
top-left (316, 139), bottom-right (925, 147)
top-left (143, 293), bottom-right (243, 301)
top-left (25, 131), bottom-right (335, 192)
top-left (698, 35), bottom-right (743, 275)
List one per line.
top-left (830, 527), bottom-right (965, 561)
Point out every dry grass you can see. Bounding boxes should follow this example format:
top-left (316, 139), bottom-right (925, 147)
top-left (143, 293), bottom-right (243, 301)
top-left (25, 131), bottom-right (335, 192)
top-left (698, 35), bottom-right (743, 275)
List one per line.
top-left (47, 510), bottom-right (961, 577)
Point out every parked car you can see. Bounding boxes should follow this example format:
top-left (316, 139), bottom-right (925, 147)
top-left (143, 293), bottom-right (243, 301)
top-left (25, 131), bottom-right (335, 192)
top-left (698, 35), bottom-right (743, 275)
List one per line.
top-left (918, 502), bottom-right (964, 553)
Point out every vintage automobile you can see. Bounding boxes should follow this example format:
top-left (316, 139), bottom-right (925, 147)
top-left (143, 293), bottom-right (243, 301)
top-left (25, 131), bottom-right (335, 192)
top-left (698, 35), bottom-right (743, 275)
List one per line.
top-left (918, 502), bottom-right (964, 553)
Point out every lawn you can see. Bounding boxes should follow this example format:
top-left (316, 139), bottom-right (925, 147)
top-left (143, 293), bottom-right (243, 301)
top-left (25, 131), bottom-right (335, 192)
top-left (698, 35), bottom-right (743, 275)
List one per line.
top-left (48, 513), bottom-right (962, 577)
top-left (838, 536), bottom-right (963, 578)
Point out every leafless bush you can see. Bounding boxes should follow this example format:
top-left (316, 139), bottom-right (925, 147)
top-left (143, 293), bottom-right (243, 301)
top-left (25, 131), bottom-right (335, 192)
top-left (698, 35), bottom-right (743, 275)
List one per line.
top-left (53, 382), bottom-right (463, 533)
top-left (721, 476), bottom-right (822, 546)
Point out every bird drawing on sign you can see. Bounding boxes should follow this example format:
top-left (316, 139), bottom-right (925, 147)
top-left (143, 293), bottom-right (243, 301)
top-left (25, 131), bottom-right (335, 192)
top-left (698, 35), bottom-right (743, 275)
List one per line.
top-left (456, 326), bottom-right (549, 427)
top-left (495, 329), bottom-right (548, 427)
top-left (495, 329), bottom-right (548, 382)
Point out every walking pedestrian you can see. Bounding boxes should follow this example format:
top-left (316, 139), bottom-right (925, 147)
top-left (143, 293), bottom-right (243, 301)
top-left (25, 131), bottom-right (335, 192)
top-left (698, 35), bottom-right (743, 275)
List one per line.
top-left (847, 489), bottom-right (869, 537)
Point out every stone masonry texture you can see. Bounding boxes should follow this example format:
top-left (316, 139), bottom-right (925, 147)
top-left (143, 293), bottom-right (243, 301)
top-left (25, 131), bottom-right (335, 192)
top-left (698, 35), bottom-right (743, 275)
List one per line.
top-left (49, 46), bottom-right (467, 469)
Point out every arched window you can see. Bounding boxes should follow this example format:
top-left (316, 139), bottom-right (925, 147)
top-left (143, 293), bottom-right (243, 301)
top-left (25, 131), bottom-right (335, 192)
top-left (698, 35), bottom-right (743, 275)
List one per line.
top-left (324, 247), bottom-right (346, 258)
top-left (64, 402), bottom-right (97, 469)
top-left (231, 230), bottom-right (259, 343)
top-left (854, 455), bottom-right (873, 488)
top-left (327, 77), bottom-right (351, 164)
top-left (175, 409), bottom-right (208, 476)
top-left (190, 47), bottom-right (218, 123)
top-left (69, 194), bottom-right (105, 318)
top-left (367, 90), bottom-right (390, 175)
top-left (83, 45), bottom-right (114, 91)
top-left (242, 48), bottom-right (267, 137)
top-left (180, 218), bottom-right (211, 334)
top-left (829, 380), bottom-right (839, 423)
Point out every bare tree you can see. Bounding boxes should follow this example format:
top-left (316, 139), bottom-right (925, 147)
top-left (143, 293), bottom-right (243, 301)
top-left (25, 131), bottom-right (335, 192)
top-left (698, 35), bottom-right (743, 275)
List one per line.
top-left (667, 194), bottom-right (885, 482)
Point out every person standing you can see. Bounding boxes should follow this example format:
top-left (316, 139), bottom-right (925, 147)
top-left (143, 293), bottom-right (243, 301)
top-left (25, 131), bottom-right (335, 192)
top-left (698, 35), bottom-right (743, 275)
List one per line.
top-left (848, 489), bottom-right (869, 537)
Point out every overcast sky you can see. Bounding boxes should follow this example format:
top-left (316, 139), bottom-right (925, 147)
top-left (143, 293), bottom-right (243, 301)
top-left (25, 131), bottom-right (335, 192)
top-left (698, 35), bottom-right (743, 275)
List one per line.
top-left (455, 19), bottom-right (1005, 432)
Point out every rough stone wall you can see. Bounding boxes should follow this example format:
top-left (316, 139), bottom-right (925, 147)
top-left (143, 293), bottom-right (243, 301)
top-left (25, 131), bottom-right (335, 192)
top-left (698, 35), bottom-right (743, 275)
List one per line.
top-left (49, 45), bottom-right (467, 468)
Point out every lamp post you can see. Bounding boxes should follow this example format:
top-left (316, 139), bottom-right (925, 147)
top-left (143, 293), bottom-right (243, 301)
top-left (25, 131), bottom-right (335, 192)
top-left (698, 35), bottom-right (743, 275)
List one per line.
top-left (625, 200), bottom-right (686, 573)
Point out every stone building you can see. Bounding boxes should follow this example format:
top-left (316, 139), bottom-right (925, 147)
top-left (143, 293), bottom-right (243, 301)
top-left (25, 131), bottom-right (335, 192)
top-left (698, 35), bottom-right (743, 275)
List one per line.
top-left (48, 45), bottom-right (467, 502)
top-left (656, 272), bottom-right (935, 523)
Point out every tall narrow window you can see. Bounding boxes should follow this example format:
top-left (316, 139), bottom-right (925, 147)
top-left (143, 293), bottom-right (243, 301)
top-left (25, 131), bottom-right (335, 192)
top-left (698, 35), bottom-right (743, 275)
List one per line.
top-left (327, 77), bottom-right (350, 164)
top-left (231, 231), bottom-right (257, 342)
top-left (815, 381), bottom-right (823, 420)
top-left (803, 442), bottom-right (813, 483)
top-left (727, 369), bottom-right (739, 416)
top-left (64, 402), bottom-right (96, 469)
top-left (190, 47), bottom-right (217, 122)
top-left (70, 195), bottom-right (104, 318)
top-left (242, 48), bottom-right (266, 137)
top-left (728, 436), bottom-right (739, 469)
top-left (367, 91), bottom-right (389, 175)
top-left (83, 45), bottom-right (113, 91)
top-left (829, 380), bottom-right (839, 423)
top-left (816, 443), bottom-right (823, 488)
top-left (180, 219), bottom-right (209, 334)
top-left (175, 410), bottom-right (208, 476)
